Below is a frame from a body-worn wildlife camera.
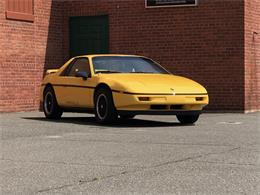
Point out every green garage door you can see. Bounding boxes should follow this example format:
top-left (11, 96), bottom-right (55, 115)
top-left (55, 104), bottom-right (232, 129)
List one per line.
top-left (69, 16), bottom-right (109, 57)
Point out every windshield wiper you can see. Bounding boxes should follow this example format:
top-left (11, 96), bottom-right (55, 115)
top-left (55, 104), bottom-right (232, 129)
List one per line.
top-left (95, 70), bottom-right (122, 74)
top-left (129, 71), bottom-right (156, 74)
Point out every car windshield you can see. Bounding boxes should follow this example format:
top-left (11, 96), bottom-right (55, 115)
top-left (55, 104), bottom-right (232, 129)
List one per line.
top-left (92, 56), bottom-right (170, 74)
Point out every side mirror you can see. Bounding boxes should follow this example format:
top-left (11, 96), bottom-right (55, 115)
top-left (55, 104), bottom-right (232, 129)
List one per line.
top-left (75, 71), bottom-right (88, 80)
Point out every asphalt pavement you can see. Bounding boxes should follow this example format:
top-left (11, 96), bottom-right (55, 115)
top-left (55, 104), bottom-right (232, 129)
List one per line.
top-left (0, 112), bottom-right (259, 194)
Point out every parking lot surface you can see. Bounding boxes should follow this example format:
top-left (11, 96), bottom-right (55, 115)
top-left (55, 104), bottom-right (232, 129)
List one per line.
top-left (0, 112), bottom-right (259, 194)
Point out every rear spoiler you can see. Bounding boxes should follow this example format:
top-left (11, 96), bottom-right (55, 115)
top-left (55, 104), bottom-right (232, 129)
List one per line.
top-left (46, 69), bottom-right (58, 75)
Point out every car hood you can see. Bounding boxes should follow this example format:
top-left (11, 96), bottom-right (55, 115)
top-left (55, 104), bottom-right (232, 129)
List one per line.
top-left (97, 74), bottom-right (207, 94)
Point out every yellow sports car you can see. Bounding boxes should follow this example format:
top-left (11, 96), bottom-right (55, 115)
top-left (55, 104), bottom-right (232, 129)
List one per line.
top-left (41, 54), bottom-right (209, 124)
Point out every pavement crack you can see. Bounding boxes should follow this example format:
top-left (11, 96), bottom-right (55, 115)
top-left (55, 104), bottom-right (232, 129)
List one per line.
top-left (193, 160), bottom-right (259, 167)
top-left (0, 158), bottom-right (135, 168)
top-left (37, 183), bottom-right (73, 193)
top-left (151, 146), bottom-right (241, 168)
top-left (36, 147), bottom-right (242, 193)
top-left (37, 170), bottom-right (131, 194)
top-left (44, 138), bottom-right (236, 147)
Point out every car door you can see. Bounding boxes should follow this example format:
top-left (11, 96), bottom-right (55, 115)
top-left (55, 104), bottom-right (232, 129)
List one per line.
top-left (54, 57), bottom-right (93, 108)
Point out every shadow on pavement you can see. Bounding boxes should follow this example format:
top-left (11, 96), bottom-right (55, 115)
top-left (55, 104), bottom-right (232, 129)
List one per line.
top-left (22, 117), bottom-right (189, 128)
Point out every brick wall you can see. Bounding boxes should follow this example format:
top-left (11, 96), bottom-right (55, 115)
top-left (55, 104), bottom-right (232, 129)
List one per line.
top-left (0, 0), bottom-right (258, 112)
top-left (0, 0), bottom-right (64, 112)
top-left (63, 0), bottom-right (245, 111)
top-left (244, 0), bottom-right (260, 112)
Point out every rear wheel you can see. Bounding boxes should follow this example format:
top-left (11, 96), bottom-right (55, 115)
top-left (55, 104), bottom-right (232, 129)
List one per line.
top-left (176, 114), bottom-right (200, 124)
top-left (43, 86), bottom-right (63, 119)
top-left (94, 88), bottom-right (118, 123)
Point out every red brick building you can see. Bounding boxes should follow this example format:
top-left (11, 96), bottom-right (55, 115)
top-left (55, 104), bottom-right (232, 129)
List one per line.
top-left (0, 0), bottom-right (259, 112)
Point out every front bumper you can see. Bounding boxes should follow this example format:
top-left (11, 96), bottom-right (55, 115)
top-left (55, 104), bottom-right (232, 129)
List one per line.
top-left (112, 92), bottom-right (209, 111)
top-left (118, 110), bottom-right (202, 116)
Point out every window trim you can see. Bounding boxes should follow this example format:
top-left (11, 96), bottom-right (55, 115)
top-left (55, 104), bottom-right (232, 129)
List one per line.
top-left (5, 0), bottom-right (34, 22)
top-left (60, 57), bottom-right (91, 78)
top-left (60, 59), bottom-right (77, 77)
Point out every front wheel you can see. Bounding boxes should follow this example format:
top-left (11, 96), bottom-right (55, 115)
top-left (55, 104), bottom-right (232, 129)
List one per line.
top-left (176, 114), bottom-right (200, 124)
top-left (43, 87), bottom-right (63, 119)
top-left (94, 88), bottom-right (118, 123)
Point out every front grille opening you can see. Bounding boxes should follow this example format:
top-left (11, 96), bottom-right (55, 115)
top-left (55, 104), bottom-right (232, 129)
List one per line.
top-left (138, 97), bottom-right (150, 101)
top-left (196, 97), bottom-right (204, 101)
top-left (170, 105), bottom-right (183, 110)
top-left (150, 105), bottom-right (167, 110)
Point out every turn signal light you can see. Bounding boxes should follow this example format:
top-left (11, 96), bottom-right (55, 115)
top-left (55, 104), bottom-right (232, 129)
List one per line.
top-left (195, 97), bottom-right (204, 101)
top-left (138, 97), bottom-right (150, 101)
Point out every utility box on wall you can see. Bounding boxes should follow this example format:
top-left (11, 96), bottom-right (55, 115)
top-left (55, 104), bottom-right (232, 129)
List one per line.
top-left (145, 0), bottom-right (198, 8)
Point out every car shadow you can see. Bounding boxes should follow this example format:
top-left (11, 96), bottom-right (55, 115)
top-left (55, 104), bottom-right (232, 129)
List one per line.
top-left (22, 117), bottom-right (192, 128)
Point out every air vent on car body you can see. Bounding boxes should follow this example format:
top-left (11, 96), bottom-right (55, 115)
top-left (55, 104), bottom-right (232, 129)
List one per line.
top-left (150, 105), bottom-right (167, 110)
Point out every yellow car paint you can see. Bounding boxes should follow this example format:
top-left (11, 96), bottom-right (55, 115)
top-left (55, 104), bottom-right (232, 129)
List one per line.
top-left (41, 54), bottom-right (209, 113)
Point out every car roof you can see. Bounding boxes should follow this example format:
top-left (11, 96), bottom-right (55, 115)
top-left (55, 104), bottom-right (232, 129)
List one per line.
top-left (75, 54), bottom-right (146, 58)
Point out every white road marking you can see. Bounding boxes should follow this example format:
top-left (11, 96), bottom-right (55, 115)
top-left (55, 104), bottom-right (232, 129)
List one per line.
top-left (217, 121), bottom-right (243, 125)
top-left (46, 135), bottom-right (62, 138)
top-left (133, 129), bottom-right (147, 132)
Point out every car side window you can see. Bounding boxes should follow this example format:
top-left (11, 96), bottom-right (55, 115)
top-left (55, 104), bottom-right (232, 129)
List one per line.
top-left (63, 58), bottom-right (90, 77)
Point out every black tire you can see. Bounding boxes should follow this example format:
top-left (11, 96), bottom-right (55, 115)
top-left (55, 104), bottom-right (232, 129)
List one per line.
top-left (94, 87), bottom-right (118, 123)
top-left (43, 86), bottom-right (63, 119)
top-left (119, 114), bottom-right (136, 120)
top-left (176, 114), bottom-right (200, 124)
